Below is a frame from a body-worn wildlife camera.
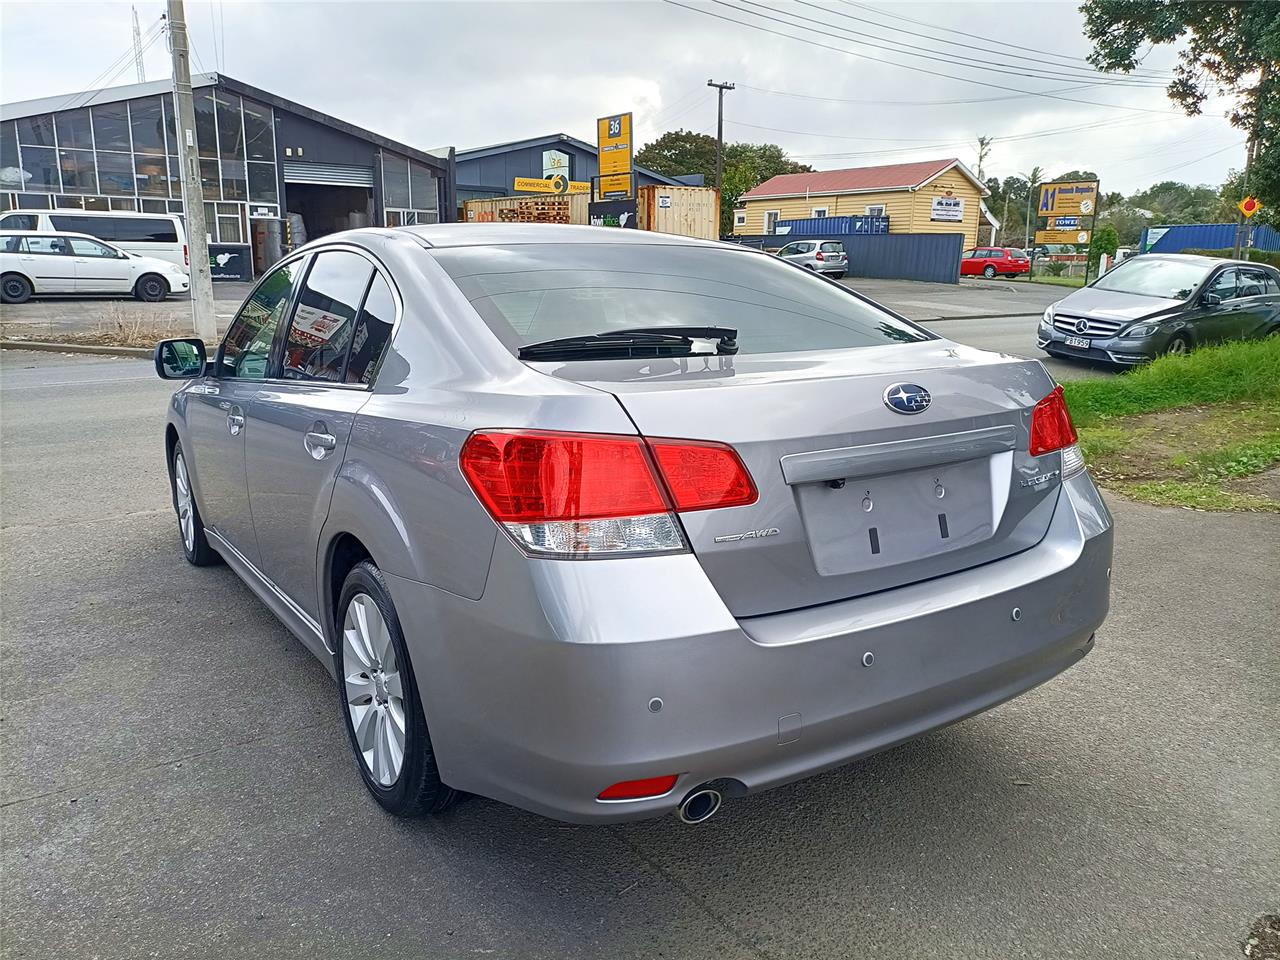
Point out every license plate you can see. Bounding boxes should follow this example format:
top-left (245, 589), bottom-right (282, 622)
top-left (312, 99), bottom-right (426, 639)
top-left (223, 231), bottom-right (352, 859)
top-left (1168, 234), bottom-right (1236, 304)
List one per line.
top-left (1065, 335), bottom-right (1090, 349)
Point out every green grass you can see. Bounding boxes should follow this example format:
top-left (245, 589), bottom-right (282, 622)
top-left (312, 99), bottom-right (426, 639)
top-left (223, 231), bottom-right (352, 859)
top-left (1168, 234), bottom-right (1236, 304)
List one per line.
top-left (1060, 338), bottom-right (1280, 512)
top-left (1061, 337), bottom-right (1280, 428)
top-left (1024, 275), bottom-right (1086, 288)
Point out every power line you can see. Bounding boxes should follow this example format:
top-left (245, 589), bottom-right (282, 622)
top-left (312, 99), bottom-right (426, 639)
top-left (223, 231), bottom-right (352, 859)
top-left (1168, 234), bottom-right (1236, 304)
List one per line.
top-left (837, 0), bottom-right (1174, 79)
top-left (54, 16), bottom-right (166, 113)
top-left (728, 112), bottom-right (1164, 146)
top-left (660, 0), bottom-right (1182, 114)
top-left (737, 81), bottom-right (1103, 107)
top-left (741, 0), bottom-right (1170, 88)
top-left (1122, 141), bottom-right (1246, 178)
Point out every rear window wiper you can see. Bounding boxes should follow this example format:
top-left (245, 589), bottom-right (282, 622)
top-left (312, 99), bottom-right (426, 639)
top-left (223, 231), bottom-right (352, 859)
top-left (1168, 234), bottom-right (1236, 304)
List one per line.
top-left (518, 326), bottom-right (739, 361)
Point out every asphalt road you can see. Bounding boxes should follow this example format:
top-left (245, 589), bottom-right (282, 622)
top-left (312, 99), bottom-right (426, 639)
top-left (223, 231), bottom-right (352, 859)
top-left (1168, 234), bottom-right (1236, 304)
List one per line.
top-left (3, 350), bottom-right (1276, 960)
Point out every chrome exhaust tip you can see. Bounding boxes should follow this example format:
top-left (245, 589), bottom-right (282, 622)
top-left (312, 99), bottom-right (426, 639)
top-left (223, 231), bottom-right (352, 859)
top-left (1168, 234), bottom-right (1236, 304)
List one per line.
top-left (677, 787), bottom-right (722, 825)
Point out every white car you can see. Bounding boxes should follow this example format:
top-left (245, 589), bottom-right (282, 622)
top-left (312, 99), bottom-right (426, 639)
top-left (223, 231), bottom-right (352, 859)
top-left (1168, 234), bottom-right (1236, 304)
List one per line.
top-left (0, 230), bottom-right (190, 303)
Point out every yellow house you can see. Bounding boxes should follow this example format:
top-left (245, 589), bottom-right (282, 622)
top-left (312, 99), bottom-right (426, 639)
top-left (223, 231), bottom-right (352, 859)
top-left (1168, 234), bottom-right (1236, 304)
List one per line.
top-left (736, 158), bottom-right (992, 247)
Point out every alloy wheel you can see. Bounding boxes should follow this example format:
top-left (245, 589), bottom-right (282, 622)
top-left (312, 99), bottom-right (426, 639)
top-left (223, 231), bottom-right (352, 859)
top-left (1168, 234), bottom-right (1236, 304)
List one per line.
top-left (174, 451), bottom-right (195, 553)
top-left (342, 593), bottom-right (407, 786)
top-left (1167, 337), bottom-right (1189, 356)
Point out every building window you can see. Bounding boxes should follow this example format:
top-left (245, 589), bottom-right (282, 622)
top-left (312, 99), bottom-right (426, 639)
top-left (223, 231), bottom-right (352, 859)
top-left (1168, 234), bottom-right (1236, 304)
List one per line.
top-left (200, 158), bottom-right (221, 200)
top-left (215, 92), bottom-right (245, 161)
top-left (1, 122), bottom-right (19, 172)
top-left (247, 162), bottom-right (278, 203)
top-left (242, 98), bottom-right (274, 161)
top-left (96, 152), bottom-right (134, 195)
top-left (16, 115), bottom-right (55, 147)
top-left (734, 211), bottom-right (746, 227)
top-left (91, 104), bottom-right (131, 152)
top-left (15, 193), bottom-right (53, 209)
top-left (221, 160), bottom-right (248, 201)
top-left (811, 207), bottom-right (829, 218)
top-left (19, 146), bottom-right (60, 192)
top-left (864, 204), bottom-right (886, 216)
top-left (109, 197), bottom-right (138, 211)
top-left (383, 155), bottom-right (410, 208)
top-left (55, 195), bottom-right (85, 209)
top-left (194, 89), bottom-right (218, 159)
top-left (409, 162), bottom-right (437, 212)
top-left (129, 96), bottom-right (166, 156)
top-left (765, 210), bottom-right (781, 234)
top-left (55, 109), bottom-right (94, 150)
top-left (59, 149), bottom-right (97, 193)
top-left (134, 155), bottom-right (168, 196)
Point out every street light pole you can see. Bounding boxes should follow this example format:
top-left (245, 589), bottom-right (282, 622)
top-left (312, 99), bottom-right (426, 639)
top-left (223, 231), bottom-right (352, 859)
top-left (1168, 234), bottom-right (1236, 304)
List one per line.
top-left (166, 0), bottom-right (216, 343)
top-left (707, 80), bottom-right (735, 191)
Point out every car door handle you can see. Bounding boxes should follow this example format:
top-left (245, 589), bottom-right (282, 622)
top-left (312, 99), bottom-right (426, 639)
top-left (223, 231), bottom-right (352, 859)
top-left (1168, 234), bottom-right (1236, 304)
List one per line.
top-left (227, 408), bottom-right (245, 436)
top-left (304, 430), bottom-right (337, 459)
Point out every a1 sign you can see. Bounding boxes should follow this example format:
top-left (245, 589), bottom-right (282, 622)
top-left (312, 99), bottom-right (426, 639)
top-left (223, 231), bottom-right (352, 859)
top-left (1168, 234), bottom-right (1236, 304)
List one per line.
top-left (1238, 196), bottom-right (1262, 219)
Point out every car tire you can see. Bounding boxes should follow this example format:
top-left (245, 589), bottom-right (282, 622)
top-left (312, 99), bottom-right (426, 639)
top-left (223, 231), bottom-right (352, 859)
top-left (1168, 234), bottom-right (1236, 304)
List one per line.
top-left (832, 272), bottom-right (845, 279)
top-left (135, 274), bottom-right (169, 302)
top-left (337, 560), bottom-right (458, 818)
top-left (170, 442), bottom-right (218, 566)
top-left (804, 264), bottom-right (817, 271)
top-left (1164, 333), bottom-right (1192, 357)
top-left (1, 273), bottom-right (32, 304)
top-left (982, 265), bottom-right (997, 278)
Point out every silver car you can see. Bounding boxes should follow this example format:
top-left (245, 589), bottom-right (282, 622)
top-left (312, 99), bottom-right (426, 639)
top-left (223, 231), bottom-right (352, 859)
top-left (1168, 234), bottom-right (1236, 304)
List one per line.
top-left (775, 238), bottom-right (847, 278)
top-left (1039, 253), bottom-right (1280, 365)
top-left (155, 225), bottom-right (1112, 825)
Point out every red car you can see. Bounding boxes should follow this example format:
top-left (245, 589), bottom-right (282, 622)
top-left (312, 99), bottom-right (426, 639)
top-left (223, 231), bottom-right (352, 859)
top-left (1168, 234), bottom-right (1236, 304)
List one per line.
top-left (961, 246), bottom-right (1030, 278)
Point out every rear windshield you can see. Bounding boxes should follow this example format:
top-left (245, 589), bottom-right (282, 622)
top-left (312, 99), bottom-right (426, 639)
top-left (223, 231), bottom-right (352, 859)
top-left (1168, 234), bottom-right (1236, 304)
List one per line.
top-left (820, 241), bottom-right (843, 252)
top-left (430, 243), bottom-right (932, 357)
top-left (1007, 248), bottom-right (1027, 259)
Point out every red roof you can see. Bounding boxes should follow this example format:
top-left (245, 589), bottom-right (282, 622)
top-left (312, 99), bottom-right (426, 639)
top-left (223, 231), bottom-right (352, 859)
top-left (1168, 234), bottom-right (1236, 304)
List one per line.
top-left (740, 158), bottom-right (967, 199)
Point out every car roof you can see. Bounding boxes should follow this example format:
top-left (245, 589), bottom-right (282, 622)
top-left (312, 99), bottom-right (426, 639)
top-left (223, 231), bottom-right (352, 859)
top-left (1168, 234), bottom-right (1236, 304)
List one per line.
top-left (398, 223), bottom-right (717, 250)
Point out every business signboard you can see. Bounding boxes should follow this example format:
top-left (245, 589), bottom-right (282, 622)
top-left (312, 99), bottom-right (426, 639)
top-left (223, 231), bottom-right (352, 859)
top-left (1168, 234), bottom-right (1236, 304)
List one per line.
top-left (542, 148), bottom-right (570, 180)
top-left (208, 244), bottom-right (252, 281)
top-left (598, 172), bottom-right (633, 200)
top-left (514, 175), bottom-right (591, 195)
top-left (588, 199), bottom-right (637, 228)
top-left (1035, 228), bottom-right (1091, 245)
top-left (1038, 181), bottom-right (1098, 216)
top-left (597, 113), bottom-right (633, 175)
top-left (930, 195), bottom-right (965, 222)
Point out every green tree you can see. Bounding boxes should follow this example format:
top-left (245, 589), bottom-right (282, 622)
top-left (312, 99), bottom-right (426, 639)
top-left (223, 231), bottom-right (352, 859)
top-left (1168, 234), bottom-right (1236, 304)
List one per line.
top-left (634, 130), bottom-right (718, 179)
top-left (1080, 1), bottom-right (1278, 215)
top-left (1089, 223), bottom-right (1120, 271)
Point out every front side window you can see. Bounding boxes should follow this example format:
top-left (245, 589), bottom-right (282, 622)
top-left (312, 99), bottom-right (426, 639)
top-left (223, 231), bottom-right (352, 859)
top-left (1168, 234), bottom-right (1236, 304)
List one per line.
top-left (219, 259), bottom-right (304, 378)
top-left (1, 214), bottom-right (38, 231)
top-left (432, 243), bottom-right (933, 357)
top-left (1206, 268), bottom-right (1239, 301)
top-left (282, 251), bottom-right (373, 383)
top-left (68, 237), bottom-right (118, 258)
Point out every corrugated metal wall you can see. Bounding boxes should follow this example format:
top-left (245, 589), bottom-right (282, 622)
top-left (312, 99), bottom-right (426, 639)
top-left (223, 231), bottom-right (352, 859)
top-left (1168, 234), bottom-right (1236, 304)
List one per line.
top-left (728, 232), bottom-right (964, 283)
top-left (1141, 223), bottom-right (1280, 253)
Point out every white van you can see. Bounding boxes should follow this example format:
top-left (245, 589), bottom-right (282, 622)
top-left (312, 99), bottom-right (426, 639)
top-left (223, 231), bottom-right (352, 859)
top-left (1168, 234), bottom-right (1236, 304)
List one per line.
top-left (0, 209), bottom-right (188, 273)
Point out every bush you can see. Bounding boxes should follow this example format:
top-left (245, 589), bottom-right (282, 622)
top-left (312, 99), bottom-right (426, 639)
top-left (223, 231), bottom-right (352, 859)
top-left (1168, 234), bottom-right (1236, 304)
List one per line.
top-left (1043, 260), bottom-right (1068, 276)
top-left (1178, 247), bottom-right (1280, 268)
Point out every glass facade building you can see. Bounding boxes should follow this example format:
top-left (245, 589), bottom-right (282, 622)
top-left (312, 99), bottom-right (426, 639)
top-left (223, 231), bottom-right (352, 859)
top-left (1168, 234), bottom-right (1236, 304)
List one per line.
top-left (1, 89), bottom-right (279, 245)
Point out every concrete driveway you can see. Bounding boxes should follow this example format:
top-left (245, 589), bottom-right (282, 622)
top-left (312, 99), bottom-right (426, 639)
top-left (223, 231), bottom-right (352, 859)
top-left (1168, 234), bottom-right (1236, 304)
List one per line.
top-left (2, 350), bottom-right (1276, 959)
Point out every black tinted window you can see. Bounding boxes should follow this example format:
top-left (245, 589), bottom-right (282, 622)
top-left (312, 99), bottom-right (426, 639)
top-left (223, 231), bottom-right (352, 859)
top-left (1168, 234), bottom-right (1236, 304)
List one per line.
top-left (282, 251), bottom-right (373, 383)
top-left (1, 214), bottom-right (38, 231)
top-left (345, 275), bottom-right (396, 385)
top-left (51, 215), bottom-right (113, 239)
top-left (432, 243), bottom-right (932, 357)
top-left (114, 218), bottom-right (178, 242)
top-left (219, 260), bottom-right (303, 378)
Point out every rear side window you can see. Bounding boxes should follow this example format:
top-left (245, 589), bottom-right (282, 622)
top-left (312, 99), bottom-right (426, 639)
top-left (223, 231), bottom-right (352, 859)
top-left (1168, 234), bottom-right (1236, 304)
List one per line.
top-left (345, 275), bottom-right (396, 385)
top-left (114, 218), bottom-right (178, 243)
top-left (431, 243), bottom-right (932, 356)
top-left (51, 215), bottom-right (112, 239)
top-left (219, 259), bottom-right (304, 378)
top-left (281, 251), bottom-right (373, 383)
top-left (23, 236), bottom-right (68, 255)
top-left (1, 214), bottom-right (38, 231)
top-left (1238, 268), bottom-right (1277, 296)
top-left (796, 242), bottom-right (815, 253)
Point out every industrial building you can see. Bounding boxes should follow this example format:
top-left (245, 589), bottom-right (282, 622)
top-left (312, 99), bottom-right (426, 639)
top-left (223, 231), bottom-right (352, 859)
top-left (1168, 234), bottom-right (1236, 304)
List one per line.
top-left (455, 133), bottom-right (695, 213)
top-left (1, 73), bottom-right (454, 279)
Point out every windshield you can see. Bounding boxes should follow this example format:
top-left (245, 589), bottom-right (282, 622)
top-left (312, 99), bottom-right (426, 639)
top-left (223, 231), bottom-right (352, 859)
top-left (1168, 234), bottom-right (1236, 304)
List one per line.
top-left (430, 243), bottom-right (933, 357)
top-left (1091, 257), bottom-right (1212, 300)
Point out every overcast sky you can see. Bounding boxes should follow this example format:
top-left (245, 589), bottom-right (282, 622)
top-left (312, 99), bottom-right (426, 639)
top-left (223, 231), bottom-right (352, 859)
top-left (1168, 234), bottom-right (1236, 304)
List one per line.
top-left (0, 0), bottom-right (1247, 195)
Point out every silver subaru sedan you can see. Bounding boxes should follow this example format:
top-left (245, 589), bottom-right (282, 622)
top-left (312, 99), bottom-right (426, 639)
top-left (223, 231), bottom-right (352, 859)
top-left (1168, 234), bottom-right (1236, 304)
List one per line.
top-left (154, 224), bottom-right (1113, 825)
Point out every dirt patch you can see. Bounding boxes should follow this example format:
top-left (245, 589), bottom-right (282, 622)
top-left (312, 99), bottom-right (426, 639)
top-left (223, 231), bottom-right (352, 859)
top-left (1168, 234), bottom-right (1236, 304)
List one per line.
top-left (1244, 914), bottom-right (1280, 960)
top-left (1077, 401), bottom-right (1280, 512)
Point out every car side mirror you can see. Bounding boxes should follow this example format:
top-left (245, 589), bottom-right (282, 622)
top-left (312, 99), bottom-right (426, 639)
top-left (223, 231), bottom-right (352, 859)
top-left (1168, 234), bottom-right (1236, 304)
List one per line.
top-left (1202, 291), bottom-right (1222, 306)
top-left (154, 338), bottom-right (207, 379)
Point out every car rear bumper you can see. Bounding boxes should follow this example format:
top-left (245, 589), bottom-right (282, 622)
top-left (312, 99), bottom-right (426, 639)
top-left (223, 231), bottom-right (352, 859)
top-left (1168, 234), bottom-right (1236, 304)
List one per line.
top-left (387, 471), bottom-right (1113, 823)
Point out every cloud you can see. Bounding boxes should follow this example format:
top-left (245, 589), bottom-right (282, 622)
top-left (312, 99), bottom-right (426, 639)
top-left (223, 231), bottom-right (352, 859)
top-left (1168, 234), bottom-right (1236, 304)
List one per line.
top-left (0, 0), bottom-right (1245, 193)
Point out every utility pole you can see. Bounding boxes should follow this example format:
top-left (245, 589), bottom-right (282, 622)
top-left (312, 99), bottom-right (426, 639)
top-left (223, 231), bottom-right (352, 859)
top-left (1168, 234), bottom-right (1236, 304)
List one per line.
top-left (707, 80), bottom-right (735, 191)
top-left (166, 0), bottom-right (217, 343)
top-left (1233, 60), bottom-right (1267, 260)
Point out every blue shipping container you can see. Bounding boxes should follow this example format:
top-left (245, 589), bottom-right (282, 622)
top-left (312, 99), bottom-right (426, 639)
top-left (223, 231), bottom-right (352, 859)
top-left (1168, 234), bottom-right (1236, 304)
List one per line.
top-left (1140, 223), bottom-right (1280, 253)
top-left (775, 215), bottom-right (890, 236)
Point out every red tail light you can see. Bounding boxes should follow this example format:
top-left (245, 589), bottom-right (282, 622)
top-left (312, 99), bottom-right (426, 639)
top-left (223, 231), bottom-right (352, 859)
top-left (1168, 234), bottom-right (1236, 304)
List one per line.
top-left (598, 774), bottom-right (679, 800)
top-left (648, 438), bottom-right (757, 511)
top-left (459, 430), bottom-right (757, 557)
top-left (814, 251), bottom-right (824, 261)
top-left (1029, 385), bottom-right (1078, 456)
top-left (183, 243), bottom-right (189, 267)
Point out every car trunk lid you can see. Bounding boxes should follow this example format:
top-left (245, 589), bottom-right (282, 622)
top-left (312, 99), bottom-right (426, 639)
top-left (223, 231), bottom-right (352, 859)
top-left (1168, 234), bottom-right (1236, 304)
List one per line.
top-left (538, 341), bottom-right (1064, 617)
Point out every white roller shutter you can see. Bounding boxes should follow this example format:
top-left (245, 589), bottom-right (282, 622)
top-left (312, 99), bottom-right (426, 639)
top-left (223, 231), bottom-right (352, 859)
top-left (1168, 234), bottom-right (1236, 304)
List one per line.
top-left (281, 161), bottom-right (374, 188)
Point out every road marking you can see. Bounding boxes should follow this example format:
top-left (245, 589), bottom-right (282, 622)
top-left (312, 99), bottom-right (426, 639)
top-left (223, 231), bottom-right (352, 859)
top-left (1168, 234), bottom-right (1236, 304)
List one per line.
top-left (2, 375), bottom-right (155, 389)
